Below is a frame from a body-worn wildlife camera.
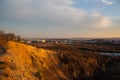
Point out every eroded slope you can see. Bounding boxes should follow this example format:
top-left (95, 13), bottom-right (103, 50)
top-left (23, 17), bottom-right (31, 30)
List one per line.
top-left (0, 41), bottom-right (111, 80)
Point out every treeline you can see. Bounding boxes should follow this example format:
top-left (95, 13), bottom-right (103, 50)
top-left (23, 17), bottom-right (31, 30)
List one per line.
top-left (0, 30), bottom-right (21, 46)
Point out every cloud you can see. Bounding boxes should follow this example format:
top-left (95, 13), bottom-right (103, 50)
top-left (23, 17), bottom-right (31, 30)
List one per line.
top-left (101, 0), bottom-right (115, 5)
top-left (0, 0), bottom-right (112, 33)
top-left (89, 14), bottom-right (111, 28)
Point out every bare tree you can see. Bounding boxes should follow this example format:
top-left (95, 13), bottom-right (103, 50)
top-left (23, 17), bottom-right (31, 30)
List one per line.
top-left (0, 30), bottom-right (4, 34)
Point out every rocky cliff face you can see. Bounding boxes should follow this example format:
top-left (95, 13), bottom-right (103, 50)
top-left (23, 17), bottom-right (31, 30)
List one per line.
top-left (0, 41), bottom-right (119, 80)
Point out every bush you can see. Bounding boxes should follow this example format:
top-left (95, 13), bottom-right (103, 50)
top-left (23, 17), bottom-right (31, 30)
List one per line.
top-left (0, 30), bottom-right (18, 46)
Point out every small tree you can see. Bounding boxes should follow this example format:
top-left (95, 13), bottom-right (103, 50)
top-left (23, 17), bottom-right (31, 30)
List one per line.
top-left (0, 30), bottom-right (16, 46)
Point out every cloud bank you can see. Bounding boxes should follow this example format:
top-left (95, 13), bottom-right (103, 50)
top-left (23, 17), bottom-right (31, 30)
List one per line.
top-left (0, 0), bottom-right (116, 38)
top-left (0, 0), bottom-right (111, 28)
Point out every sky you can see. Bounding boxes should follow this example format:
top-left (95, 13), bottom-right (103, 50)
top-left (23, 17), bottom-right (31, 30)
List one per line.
top-left (0, 0), bottom-right (120, 38)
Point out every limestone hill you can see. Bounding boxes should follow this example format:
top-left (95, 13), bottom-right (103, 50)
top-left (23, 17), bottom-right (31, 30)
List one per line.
top-left (0, 41), bottom-right (119, 80)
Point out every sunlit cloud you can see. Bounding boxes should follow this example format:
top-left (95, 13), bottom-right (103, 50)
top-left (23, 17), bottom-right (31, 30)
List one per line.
top-left (101, 0), bottom-right (115, 5)
top-left (0, 0), bottom-right (111, 29)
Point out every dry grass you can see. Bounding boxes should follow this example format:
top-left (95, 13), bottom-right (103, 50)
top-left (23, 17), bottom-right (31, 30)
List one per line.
top-left (0, 41), bottom-right (120, 80)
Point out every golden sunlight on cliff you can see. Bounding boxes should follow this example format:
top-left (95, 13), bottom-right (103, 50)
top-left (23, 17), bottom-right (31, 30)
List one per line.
top-left (1, 41), bottom-right (117, 80)
top-left (0, 41), bottom-right (69, 80)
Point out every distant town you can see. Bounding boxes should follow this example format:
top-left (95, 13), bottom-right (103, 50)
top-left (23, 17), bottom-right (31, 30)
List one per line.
top-left (21, 38), bottom-right (120, 45)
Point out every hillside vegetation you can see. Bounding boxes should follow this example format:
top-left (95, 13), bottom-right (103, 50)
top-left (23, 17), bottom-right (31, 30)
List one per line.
top-left (0, 41), bottom-right (120, 80)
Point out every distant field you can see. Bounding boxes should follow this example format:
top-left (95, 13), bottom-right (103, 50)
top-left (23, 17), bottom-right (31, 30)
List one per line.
top-left (27, 42), bottom-right (120, 53)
